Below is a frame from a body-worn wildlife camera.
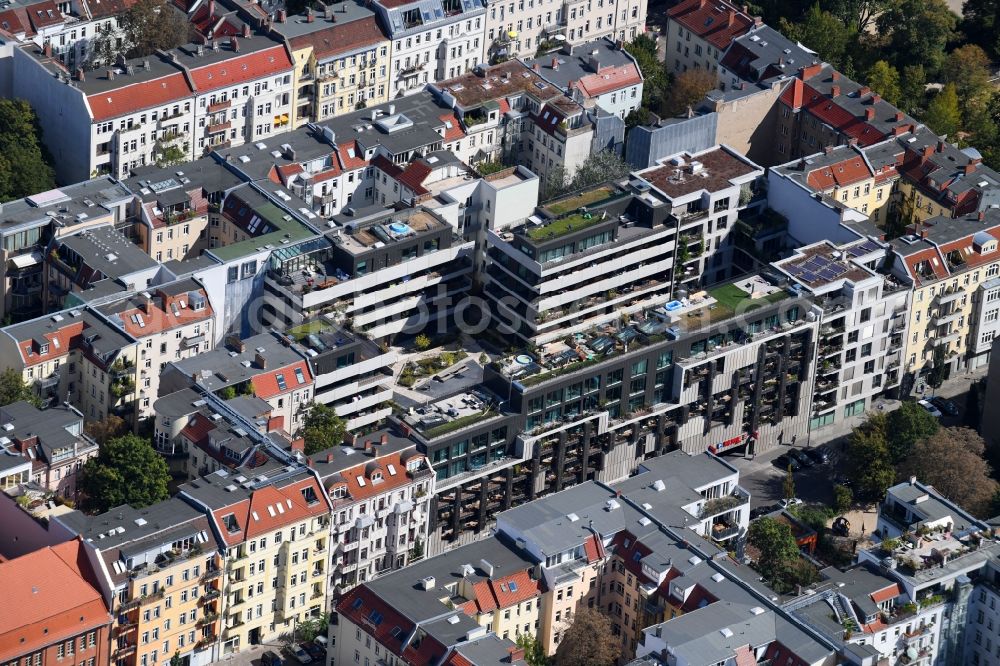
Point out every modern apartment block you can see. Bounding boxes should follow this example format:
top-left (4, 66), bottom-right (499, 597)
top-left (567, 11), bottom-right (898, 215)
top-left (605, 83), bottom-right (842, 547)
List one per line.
top-left (773, 239), bottom-right (909, 429)
top-left (54, 499), bottom-right (225, 666)
top-left (178, 468), bottom-right (332, 654)
top-left (0, 400), bottom-right (98, 499)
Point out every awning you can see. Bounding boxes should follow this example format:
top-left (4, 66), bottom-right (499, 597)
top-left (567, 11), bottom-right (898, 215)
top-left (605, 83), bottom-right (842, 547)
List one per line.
top-left (8, 251), bottom-right (43, 269)
top-left (280, 114), bottom-right (289, 123)
top-left (507, 30), bottom-right (518, 38)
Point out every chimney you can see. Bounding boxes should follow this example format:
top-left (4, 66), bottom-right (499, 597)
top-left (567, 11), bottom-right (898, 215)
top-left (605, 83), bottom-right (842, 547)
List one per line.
top-left (831, 71), bottom-right (840, 81)
top-left (871, 93), bottom-right (881, 104)
top-left (306, 7), bottom-right (314, 22)
top-left (859, 85), bottom-right (870, 96)
top-left (208, 0), bottom-right (215, 16)
top-left (141, 294), bottom-right (153, 314)
top-left (254, 352), bottom-right (266, 369)
top-left (363, 439), bottom-right (373, 452)
top-left (75, 67), bottom-right (85, 81)
top-left (267, 415), bottom-right (284, 431)
top-left (830, 85), bottom-right (840, 98)
top-left (727, 9), bottom-right (735, 25)
top-left (326, 453), bottom-right (334, 463)
top-left (937, 140), bottom-right (946, 153)
top-left (865, 107), bottom-right (875, 120)
top-left (242, 23), bottom-right (251, 38)
top-left (326, 3), bottom-right (334, 20)
top-left (551, 57), bottom-right (559, 70)
top-left (532, 62), bottom-right (540, 72)
top-left (307, 458), bottom-right (314, 467)
top-left (979, 211), bottom-right (986, 221)
top-left (231, 37), bottom-right (240, 52)
top-left (277, 8), bottom-right (286, 22)
top-left (848, 137), bottom-right (858, 146)
top-left (922, 145), bottom-right (934, 158)
top-left (507, 646), bottom-right (526, 663)
top-left (43, 41), bottom-right (52, 57)
top-left (895, 111), bottom-right (905, 121)
top-left (380, 433), bottom-right (388, 445)
top-left (824, 145), bottom-right (835, 155)
top-left (107, 68), bottom-right (115, 81)
top-left (227, 335), bottom-right (245, 353)
top-left (290, 438), bottom-right (305, 452)
top-left (800, 63), bottom-right (822, 80)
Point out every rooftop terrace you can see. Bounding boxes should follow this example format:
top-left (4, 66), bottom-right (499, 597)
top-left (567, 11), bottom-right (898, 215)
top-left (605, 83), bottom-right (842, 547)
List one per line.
top-left (401, 388), bottom-right (504, 439)
top-left (636, 147), bottom-right (759, 200)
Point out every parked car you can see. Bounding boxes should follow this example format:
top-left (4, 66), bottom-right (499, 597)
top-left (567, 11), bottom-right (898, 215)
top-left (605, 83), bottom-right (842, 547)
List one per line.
top-left (788, 449), bottom-right (814, 468)
top-left (918, 399), bottom-right (943, 418)
top-left (780, 497), bottom-right (803, 508)
top-left (314, 636), bottom-right (329, 649)
top-left (833, 473), bottom-right (852, 488)
top-left (804, 447), bottom-right (830, 465)
top-left (750, 504), bottom-right (779, 520)
top-left (773, 454), bottom-right (801, 473)
top-left (929, 396), bottom-right (959, 417)
top-left (262, 652), bottom-right (284, 666)
top-left (303, 643), bottom-right (325, 662)
top-left (290, 645), bottom-right (312, 664)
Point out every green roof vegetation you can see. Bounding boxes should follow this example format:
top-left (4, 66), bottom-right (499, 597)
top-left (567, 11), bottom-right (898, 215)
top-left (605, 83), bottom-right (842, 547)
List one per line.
top-left (209, 200), bottom-right (316, 262)
top-left (286, 319), bottom-right (333, 341)
top-left (544, 185), bottom-right (618, 217)
top-left (708, 283), bottom-right (790, 315)
top-left (526, 212), bottom-right (606, 241)
top-left (421, 409), bottom-right (496, 439)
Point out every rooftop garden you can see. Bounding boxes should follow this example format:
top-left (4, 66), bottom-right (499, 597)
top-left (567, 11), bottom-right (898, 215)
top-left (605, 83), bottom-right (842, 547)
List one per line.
top-left (526, 211), bottom-right (607, 241)
top-left (709, 283), bottom-right (789, 315)
top-left (420, 408), bottom-right (497, 439)
top-left (286, 318), bottom-right (335, 342)
top-left (543, 185), bottom-right (619, 217)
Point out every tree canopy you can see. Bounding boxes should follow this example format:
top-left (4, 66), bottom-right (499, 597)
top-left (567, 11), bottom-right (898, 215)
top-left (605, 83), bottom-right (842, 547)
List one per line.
top-left (748, 517), bottom-right (800, 587)
top-left (89, 0), bottom-right (191, 65)
top-left (885, 400), bottom-right (940, 462)
top-left (779, 4), bottom-right (855, 70)
top-left (0, 100), bottom-right (55, 204)
top-left (623, 35), bottom-right (667, 115)
top-left (662, 68), bottom-right (717, 118)
top-left (898, 428), bottom-right (1000, 517)
top-left (553, 607), bottom-right (618, 666)
top-left (845, 412), bottom-right (897, 500)
top-left (0, 368), bottom-right (42, 408)
top-left (84, 414), bottom-right (129, 445)
top-left (301, 403), bottom-right (347, 456)
top-left (864, 61), bottom-right (902, 106)
top-left (80, 433), bottom-right (170, 512)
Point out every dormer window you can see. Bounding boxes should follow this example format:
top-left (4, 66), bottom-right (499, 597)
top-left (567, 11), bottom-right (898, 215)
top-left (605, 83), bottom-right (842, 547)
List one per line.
top-left (371, 471), bottom-right (383, 484)
top-left (38, 343), bottom-right (49, 355)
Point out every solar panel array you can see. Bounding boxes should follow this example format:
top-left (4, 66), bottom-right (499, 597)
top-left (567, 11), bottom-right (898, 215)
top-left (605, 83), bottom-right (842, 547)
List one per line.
top-left (785, 252), bottom-right (850, 284)
top-left (845, 238), bottom-right (882, 258)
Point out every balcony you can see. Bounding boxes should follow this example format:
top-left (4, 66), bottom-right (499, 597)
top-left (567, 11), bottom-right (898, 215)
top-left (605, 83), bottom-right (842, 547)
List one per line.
top-left (207, 100), bottom-right (231, 113)
top-left (711, 522), bottom-right (740, 540)
top-left (201, 567), bottom-right (222, 582)
top-left (206, 121), bottom-right (231, 135)
top-left (114, 644), bottom-right (136, 658)
top-left (200, 588), bottom-right (221, 603)
top-left (935, 286), bottom-right (964, 305)
top-left (699, 486), bottom-right (750, 519)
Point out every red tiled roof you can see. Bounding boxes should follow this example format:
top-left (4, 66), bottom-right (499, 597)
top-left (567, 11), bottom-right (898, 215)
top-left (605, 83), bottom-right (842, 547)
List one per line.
top-left (114, 288), bottom-right (213, 337)
top-left (189, 44), bottom-right (293, 93)
top-left (25, 0), bottom-right (62, 30)
top-left (17, 321), bottom-right (84, 366)
top-left (87, 73), bottom-right (194, 122)
top-left (903, 246), bottom-right (948, 286)
top-left (575, 64), bottom-right (642, 98)
top-left (251, 360), bottom-right (313, 399)
top-left (210, 476), bottom-right (329, 546)
top-left (869, 584), bottom-right (901, 604)
top-left (398, 161), bottom-right (432, 195)
top-left (805, 156), bottom-right (873, 190)
top-left (667, 0), bottom-right (754, 49)
top-left (337, 141), bottom-right (368, 170)
top-left (180, 412), bottom-right (217, 448)
top-left (324, 450), bottom-right (427, 503)
top-left (442, 651), bottom-right (475, 666)
top-left (489, 571), bottom-right (541, 607)
top-left (0, 8), bottom-right (27, 36)
top-left (0, 540), bottom-right (108, 662)
top-left (289, 17), bottom-right (386, 60)
top-left (82, 0), bottom-right (139, 19)
top-left (779, 80), bottom-right (886, 147)
top-left (439, 113), bottom-right (465, 142)
top-left (610, 531), bottom-right (653, 582)
top-left (583, 533), bottom-right (605, 563)
top-left (275, 163), bottom-right (304, 186)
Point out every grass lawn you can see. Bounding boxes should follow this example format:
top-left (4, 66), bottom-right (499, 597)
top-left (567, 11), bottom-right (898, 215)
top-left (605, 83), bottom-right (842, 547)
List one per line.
top-left (287, 319), bottom-right (333, 341)
top-left (709, 283), bottom-right (788, 313)
top-left (544, 185), bottom-right (617, 216)
top-left (527, 212), bottom-right (606, 241)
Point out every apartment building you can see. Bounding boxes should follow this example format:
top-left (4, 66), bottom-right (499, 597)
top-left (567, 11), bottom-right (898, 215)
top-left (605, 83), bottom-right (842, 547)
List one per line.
top-left (0, 0), bottom-right (126, 70)
top-left (273, 3), bottom-right (392, 125)
top-left (179, 469), bottom-right (332, 654)
top-left (664, 0), bottom-right (755, 75)
top-left (262, 206), bottom-right (475, 341)
top-left (0, 540), bottom-right (112, 666)
top-left (773, 239), bottom-right (909, 430)
top-left (163, 331), bottom-right (314, 434)
top-left (0, 307), bottom-right (140, 423)
top-left (522, 38), bottom-right (644, 120)
top-left (0, 177), bottom-right (132, 323)
top-left (46, 226), bottom-right (160, 311)
top-left (371, 0), bottom-right (486, 97)
top-left (12, 27), bottom-right (295, 182)
top-left (0, 400), bottom-right (98, 499)
top-left (97, 279), bottom-right (216, 421)
top-left (55, 500), bottom-right (225, 666)
top-left (310, 428), bottom-right (434, 597)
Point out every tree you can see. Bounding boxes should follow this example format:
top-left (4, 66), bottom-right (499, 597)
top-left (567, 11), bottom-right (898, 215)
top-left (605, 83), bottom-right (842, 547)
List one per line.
top-left (0, 368), bottom-right (42, 408)
top-left (876, 0), bottom-right (957, 76)
top-left (828, 0), bottom-right (892, 32)
top-left (568, 151), bottom-right (631, 192)
top-left (942, 45), bottom-right (993, 105)
top-left (846, 414), bottom-right (897, 500)
top-left (865, 61), bottom-right (902, 106)
top-left (540, 165), bottom-right (569, 202)
top-left (834, 484), bottom-right (853, 513)
top-left (961, 0), bottom-right (1000, 58)
top-left (748, 517), bottom-right (800, 586)
top-left (886, 400), bottom-right (940, 462)
top-left (783, 464), bottom-right (796, 501)
top-left (516, 633), bottom-right (550, 666)
top-left (80, 433), bottom-right (170, 513)
top-left (897, 428), bottom-right (1000, 517)
top-left (85, 414), bottom-right (128, 445)
top-left (900, 65), bottom-right (928, 115)
top-left (927, 345), bottom-right (949, 390)
top-left (923, 84), bottom-right (962, 139)
top-left (554, 607), bottom-right (618, 666)
top-left (295, 613), bottom-right (330, 642)
top-left (779, 4), bottom-right (855, 69)
top-left (662, 68), bottom-right (717, 117)
top-left (300, 403), bottom-right (346, 456)
top-left (624, 35), bottom-right (667, 114)
top-left (414, 333), bottom-right (432, 351)
top-left (169, 652), bottom-right (183, 666)
top-left (90, 0), bottom-right (192, 64)
top-left (0, 100), bottom-right (55, 204)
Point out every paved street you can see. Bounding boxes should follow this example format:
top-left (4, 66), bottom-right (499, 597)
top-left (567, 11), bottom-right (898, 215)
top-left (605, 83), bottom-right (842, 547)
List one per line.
top-left (726, 365), bottom-right (987, 510)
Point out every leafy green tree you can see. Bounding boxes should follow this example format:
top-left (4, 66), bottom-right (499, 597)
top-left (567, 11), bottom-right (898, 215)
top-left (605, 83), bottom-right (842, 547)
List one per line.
top-left (923, 84), bottom-right (962, 138)
top-left (0, 368), bottom-right (42, 407)
top-left (568, 151), bottom-right (631, 192)
top-left (961, 0), bottom-right (1000, 58)
top-left (80, 434), bottom-right (169, 512)
top-left (783, 464), bottom-right (796, 501)
top-left (942, 45), bottom-right (993, 105)
top-left (624, 35), bottom-right (667, 113)
top-left (927, 345), bottom-right (949, 390)
top-left (295, 613), bottom-right (330, 642)
top-left (834, 484), bottom-right (853, 513)
top-left (554, 607), bottom-right (618, 666)
top-left (169, 652), bottom-right (183, 666)
top-left (898, 428), bottom-right (999, 517)
top-left (865, 61), bottom-right (902, 106)
top-left (662, 68), bottom-right (717, 117)
top-left (0, 100), bottom-right (55, 204)
top-left (876, 0), bottom-right (957, 76)
top-left (780, 4), bottom-right (855, 69)
top-left (90, 0), bottom-right (192, 63)
top-left (300, 403), bottom-right (346, 456)
top-left (900, 65), bottom-right (928, 114)
top-left (828, 0), bottom-right (892, 32)
top-left (414, 333), bottom-right (432, 351)
top-left (516, 633), bottom-right (550, 666)
top-left (846, 414), bottom-right (896, 500)
top-left (748, 517), bottom-right (800, 586)
top-left (84, 414), bottom-right (128, 445)
top-left (886, 400), bottom-right (940, 462)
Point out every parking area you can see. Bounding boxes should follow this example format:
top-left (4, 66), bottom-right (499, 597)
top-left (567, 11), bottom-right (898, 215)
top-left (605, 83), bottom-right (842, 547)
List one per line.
top-left (726, 442), bottom-right (845, 511)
